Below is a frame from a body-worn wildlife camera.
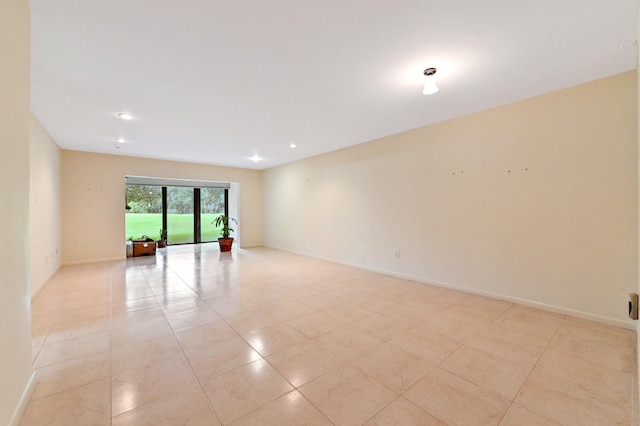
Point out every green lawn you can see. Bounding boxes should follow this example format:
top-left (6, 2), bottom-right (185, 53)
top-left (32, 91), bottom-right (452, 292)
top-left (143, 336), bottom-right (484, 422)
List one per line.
top-left (126, 213), bottom-right (224, 244)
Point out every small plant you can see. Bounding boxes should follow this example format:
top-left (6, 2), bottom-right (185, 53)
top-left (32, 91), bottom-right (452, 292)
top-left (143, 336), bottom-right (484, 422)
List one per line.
top-left (157, 228), bottom-right (168, 248)
top-left (213, 215), bottom-right (237, 239)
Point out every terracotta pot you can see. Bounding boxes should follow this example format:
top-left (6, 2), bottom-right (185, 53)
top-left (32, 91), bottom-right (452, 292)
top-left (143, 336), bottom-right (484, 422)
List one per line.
top-left (218, 237), bottom-right (234, 252)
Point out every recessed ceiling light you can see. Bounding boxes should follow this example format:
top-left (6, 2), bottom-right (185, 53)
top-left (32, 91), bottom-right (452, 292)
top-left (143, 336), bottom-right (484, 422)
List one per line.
top-left (289, 143), bottom-right (297, 148)
top-left (117, 112), bottom-right (134, 120)
top-left (249, 155), bottom-right (261, 162)
top-left (114, 137), bottom-right (126, 143)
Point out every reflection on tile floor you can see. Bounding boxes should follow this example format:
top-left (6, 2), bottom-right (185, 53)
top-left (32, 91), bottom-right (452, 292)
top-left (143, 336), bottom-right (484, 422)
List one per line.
top-left (24, 245), bottom-right (638, 425)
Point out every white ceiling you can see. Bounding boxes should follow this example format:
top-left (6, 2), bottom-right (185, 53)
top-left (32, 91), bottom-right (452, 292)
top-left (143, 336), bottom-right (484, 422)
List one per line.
top-left (29, 0), bottom-right (638, 170)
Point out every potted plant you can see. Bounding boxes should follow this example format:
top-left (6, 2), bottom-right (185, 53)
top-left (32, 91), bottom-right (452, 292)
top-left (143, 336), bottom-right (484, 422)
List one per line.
top-left (157, 228), bottom-right (168, 248)
top-left (214, 214), bottom-right (237, 252)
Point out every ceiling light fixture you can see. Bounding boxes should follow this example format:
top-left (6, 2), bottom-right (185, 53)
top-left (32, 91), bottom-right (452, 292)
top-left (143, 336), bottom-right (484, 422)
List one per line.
top-left (117, 112), bottom-right (134, 120)
top-left (114, 137), bottom-right (126, 143)
top-left (249, 155), bottom-right (261, 162)
top-left (422, 68), bottom-right (438, 95)
top-left (289, 143), bottom-right (297, 148)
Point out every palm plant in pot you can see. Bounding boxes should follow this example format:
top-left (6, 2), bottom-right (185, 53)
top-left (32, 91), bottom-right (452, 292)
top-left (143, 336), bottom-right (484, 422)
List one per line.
top-left (214, 214), bottom-right (237, 252)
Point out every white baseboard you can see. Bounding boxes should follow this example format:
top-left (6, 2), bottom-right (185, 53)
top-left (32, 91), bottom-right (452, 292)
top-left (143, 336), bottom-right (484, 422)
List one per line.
top-left (266, 245), bottom-right (636, 330)
top-left (9, 371), bottom-right (36, 426)
top-left (62, 256), bottom-right (124, 266)
top-left (31, 265), bottom-right (60, 298)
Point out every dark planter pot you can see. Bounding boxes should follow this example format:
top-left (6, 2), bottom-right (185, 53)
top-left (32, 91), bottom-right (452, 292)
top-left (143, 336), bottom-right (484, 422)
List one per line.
top-left (218, 237), bottom-right (234, 252)
top-left (157, 239), bottom-right (167, 248)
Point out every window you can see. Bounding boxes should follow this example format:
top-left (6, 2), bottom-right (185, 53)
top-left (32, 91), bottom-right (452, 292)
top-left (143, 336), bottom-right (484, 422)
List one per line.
top-left (125, 177), bottom-right (230, 245)
top-left (125, 184), bottom-right (162, 240)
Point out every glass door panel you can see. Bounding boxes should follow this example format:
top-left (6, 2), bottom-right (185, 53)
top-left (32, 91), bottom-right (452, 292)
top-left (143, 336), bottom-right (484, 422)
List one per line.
top-left (125, 185), bottom-right (162, 240)
top-left (200, 187), bottom-right (225, 242)
top-left (167, 187), bottom-right (194, 244)
top-left (126, 183), bottom-right (228, 246)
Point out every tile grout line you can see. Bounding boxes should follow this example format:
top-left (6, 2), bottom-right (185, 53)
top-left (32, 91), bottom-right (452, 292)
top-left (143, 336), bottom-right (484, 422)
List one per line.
top-left (428, 303), bottom-right (553, 425)
top-left (164, 255), bottom-right (227, 426)
top-left (505, 315), bottom-right (569, 425)
top-left (108, 265), bottom-right (114, 426)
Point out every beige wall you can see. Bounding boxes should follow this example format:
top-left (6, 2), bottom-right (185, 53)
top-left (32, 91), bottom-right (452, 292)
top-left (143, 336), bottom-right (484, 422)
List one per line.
top-left (0, 0), bottom-right (33, 424)
top-left (61, 151), bottom-right (263, 264)
top-left (264, 71), bottom-right (638, 327)
top-left (30, 115), bottom-right (61, 295)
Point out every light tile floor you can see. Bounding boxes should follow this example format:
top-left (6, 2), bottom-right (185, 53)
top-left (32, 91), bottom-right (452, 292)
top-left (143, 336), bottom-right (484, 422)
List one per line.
top-left (23, 244), bottom-right (638, 425)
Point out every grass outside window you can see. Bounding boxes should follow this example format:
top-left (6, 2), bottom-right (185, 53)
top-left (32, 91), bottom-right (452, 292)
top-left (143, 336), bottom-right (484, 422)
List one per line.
top-left (126, 213), bottom-right (223, 245)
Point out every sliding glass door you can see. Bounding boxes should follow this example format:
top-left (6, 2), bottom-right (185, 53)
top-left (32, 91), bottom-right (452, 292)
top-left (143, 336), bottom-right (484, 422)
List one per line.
top-left (166, 187), bottom-right (195, 244)
top-left (201, 187), bottom-right (225, 242)
top-left (125, 185), bottom-right (162, 240)
top-left (126, 182), bottom-right (227, 245)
